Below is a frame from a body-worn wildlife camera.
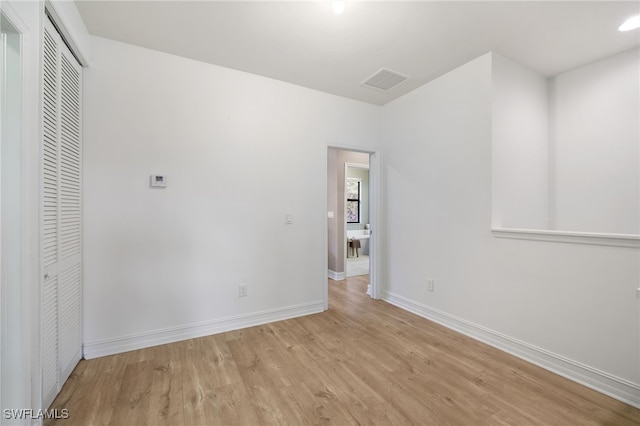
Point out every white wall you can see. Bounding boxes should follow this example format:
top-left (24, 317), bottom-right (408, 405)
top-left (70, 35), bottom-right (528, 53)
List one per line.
top-left (492, 53), bottom-right (549, 229)
top-left (381, 53), bottom-right (639, 405)
top-left (551, 48), bottom-right (640, 234)
top-left (83, 36), bottom-right (381, 357)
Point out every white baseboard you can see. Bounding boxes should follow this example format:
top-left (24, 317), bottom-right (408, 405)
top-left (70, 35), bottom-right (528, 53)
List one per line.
top-left (328, 269), bottom-right (346, 281)
top-left (382, 290), bottom-right (640, 409)
top-left (83, 301), bottom-right (324, 360)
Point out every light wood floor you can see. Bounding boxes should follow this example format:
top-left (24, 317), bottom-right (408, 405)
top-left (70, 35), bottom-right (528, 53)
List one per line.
top-left (48, 275), bottom-right (640, 425)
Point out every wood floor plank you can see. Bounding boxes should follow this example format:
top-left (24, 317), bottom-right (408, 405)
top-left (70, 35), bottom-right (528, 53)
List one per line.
top-left (147, 343), bottom-right (185, 426)
top-left (109, 360), bottom-right (153, 425)
top-left (46, 276), bottom-right (640, 425)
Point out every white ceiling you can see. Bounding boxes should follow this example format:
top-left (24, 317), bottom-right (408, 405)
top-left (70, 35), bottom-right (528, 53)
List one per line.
top-left (75, 1), bottom-right (640, 105)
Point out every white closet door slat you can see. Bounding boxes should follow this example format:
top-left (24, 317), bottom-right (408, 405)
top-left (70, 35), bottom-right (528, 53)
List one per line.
top-left (58, 263), bottom-right (81, 383)
top-left (42, 28), bottom-right (58, 270)
top-left (42, 16), bottom-right (82, 410)
top-left (41, 276), bottom-right (58, 407)
top-left (59, 52), bottom-right (81, 261)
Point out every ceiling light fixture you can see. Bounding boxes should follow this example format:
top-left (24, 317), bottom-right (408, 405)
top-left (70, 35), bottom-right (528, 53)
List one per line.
top-left (619, 15), bottom-right (640, 31)
top-left (332, 0), bottom-right (345, 15)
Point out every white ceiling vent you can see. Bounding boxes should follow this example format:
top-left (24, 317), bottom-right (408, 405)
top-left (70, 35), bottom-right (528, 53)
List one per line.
top-left (361, 68), bottom-right (410, 91)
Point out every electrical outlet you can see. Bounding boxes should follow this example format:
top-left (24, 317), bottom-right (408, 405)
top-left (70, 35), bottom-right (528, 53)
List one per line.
top-left (239, 284), bottom-right (248, 297)
top-left (427, 280), bottom-right (435, 292)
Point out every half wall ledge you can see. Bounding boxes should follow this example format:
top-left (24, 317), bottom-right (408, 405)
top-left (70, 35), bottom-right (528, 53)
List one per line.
top-left (491, 228), bottom-right (640, 249)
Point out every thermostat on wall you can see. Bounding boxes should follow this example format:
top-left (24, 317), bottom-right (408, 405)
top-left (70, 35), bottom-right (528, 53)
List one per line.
top-left (150, 174), bottom-right (167, 188)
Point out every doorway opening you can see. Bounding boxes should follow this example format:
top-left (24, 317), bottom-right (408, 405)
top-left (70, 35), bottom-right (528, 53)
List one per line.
top-left (325, 146), bottom-right (379, 309)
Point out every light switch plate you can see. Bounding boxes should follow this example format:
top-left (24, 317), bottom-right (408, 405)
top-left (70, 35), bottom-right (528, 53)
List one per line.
top-left (285, 214), bottom-right (293, 224)
top-left (150, 174), bottom-right (167, 188)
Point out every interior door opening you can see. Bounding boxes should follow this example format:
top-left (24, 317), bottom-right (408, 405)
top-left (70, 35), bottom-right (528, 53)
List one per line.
top-left (325, 146), bottom-right (378, 308)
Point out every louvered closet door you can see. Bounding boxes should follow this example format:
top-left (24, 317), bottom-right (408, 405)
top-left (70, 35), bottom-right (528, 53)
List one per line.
top-left (42, 17), bottom-right (82, 409)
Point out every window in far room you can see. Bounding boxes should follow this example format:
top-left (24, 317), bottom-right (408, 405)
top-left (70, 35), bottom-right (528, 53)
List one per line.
top-left (346, 178), bottom-right (361, 223)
